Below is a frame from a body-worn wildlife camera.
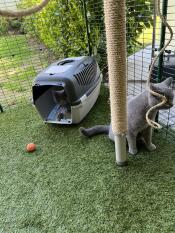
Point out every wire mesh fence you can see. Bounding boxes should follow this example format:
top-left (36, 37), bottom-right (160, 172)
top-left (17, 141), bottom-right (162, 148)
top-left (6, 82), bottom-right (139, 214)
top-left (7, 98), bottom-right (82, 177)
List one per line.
top-left (0, 0), bottom-right (175, 141)
top-left (126, 0), bottom-right (175, 141)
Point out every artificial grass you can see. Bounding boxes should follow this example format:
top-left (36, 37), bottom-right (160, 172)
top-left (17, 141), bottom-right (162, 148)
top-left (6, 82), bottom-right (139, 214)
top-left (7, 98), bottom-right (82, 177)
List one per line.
top-left (0, 87), bottom-right (175, 233)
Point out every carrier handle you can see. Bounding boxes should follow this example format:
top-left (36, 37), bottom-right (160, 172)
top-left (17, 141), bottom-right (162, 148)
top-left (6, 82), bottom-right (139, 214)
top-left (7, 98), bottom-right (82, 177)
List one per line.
top-left (58, 60), bottom-right (74, 66)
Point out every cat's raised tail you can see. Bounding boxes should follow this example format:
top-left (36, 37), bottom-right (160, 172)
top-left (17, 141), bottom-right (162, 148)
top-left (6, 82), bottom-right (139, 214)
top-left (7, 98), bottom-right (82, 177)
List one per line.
top-left (79, 125), bottom-right (109, 137)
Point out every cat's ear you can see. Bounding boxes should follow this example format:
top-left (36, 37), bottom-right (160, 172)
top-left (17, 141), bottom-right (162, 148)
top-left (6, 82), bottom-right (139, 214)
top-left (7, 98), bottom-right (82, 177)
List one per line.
top-left (149, 83), bottom-right (159, 92)
top-left (149, 83), bottom-right (163, 96)
top-left (161, 77), bottom-right (173, 87)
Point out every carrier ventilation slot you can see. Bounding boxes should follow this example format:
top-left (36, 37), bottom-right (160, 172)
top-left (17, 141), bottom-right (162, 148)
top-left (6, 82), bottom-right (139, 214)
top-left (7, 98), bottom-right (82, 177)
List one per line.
top-left (74, 62), bottom-right (97, 85)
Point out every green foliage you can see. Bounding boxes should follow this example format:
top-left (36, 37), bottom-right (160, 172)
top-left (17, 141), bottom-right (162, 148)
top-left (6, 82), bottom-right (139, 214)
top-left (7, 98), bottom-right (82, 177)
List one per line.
top-left (19, 0), bottom-right (153, 66)
top-left (0, 18), bottom-right (9, 35)
top-left (9, 19), bottom-right (22, 29)
top-left (126, 0), bottom-right (153, 54)
top-left (20, 0), bottom-right (90, 58)
top-left (86, 0), bottom-right (153, 57)
top-left (19, 0), bottom-right (101, 58)
top-left (9, 18), bottom-right (24, 34)
top-left (0, 18), bottom-right (24, 36)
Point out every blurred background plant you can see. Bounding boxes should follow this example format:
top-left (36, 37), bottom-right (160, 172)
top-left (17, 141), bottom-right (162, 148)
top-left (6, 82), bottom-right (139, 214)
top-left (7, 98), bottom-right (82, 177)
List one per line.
top-left (19, 0), bottom-right (153, 65)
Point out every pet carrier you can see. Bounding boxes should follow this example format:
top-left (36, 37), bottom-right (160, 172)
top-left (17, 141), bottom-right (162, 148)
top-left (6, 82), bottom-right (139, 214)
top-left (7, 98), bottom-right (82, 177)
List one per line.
top-left (32, 56), bottom-right (101, 124)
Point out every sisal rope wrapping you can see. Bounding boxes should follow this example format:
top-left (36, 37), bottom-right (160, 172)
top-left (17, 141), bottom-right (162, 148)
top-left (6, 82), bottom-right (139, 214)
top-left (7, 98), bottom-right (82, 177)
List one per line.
top-left (103, 0), bottom-right (127, 135)
top-left (0, 0), bottom-right (50, 17)
top-left (146, 0), bottom-right (173, 129)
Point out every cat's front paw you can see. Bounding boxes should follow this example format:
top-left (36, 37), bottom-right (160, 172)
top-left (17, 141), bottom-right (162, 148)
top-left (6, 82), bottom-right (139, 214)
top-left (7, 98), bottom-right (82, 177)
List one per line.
top-left (129, 148), bottom-right (138, 155)
top-left (146, 143), bottom-right (156, 151)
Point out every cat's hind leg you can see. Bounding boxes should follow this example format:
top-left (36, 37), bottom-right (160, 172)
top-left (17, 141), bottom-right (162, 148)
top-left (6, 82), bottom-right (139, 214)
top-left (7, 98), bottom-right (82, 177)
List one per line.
top-left (141, 127), bottom-right (156, 151)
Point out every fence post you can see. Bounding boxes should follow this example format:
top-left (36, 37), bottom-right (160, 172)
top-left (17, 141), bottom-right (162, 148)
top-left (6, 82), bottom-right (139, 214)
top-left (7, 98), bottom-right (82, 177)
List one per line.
top-left (82, 0), bottom-right (92, 56)
top-left (155, 0), bottom-right (168, 124)
top-left (157, 0), bottom-right (168, 82)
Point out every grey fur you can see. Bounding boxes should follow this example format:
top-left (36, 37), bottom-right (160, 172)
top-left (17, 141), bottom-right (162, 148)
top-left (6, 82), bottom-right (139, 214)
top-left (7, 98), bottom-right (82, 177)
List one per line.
top-left (52, 89), bottom-right (70, 120)
top-left (79, 125), bottom-right (109, 137)
top-left (79, 77), bottom-right (174, 155)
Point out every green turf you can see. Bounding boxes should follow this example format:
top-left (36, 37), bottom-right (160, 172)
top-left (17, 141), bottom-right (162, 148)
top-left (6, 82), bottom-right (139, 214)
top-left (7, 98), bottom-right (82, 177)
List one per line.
top-left (0, 87), bottom-right (175, 233)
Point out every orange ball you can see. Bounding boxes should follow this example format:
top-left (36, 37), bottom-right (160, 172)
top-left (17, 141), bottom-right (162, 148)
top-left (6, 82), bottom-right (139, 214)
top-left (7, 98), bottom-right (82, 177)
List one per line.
top-left (26, 143), bottom-right (36, 152)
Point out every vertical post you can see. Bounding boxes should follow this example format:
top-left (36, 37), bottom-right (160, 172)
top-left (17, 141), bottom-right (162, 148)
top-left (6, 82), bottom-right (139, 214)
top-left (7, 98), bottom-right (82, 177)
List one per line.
top-left (151, 0), bottom-right (157, 61)
top-left (82, 0), bottom-right (92, 56)
top-left (155, 0), bottom-right (168, 125)
top-left (103, 0), bottom-right (128, 166)
top-left (157, 0), bottom-right (168, 82)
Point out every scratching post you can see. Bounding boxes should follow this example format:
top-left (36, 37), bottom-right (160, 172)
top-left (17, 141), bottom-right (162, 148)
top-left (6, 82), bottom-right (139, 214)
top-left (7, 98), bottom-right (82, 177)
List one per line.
top-left (104, 0), bottom-right (128, 166)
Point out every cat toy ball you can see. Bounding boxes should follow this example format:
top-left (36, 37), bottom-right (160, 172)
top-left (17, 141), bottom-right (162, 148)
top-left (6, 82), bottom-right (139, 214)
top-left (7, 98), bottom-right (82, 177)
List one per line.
top-left (26, 143), bottom-right (36, 152)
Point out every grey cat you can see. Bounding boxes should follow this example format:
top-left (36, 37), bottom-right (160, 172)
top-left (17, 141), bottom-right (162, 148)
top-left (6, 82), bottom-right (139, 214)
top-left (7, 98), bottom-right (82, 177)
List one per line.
top-left (52, 89), bottom-right (70, 121)
top-left (80, 77), bottom-right (174, 155)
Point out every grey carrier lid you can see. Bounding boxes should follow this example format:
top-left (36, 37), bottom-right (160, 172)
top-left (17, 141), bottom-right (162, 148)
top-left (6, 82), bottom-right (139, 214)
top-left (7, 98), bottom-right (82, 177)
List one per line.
top-left (33, 56), bottom-right (101, 104)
